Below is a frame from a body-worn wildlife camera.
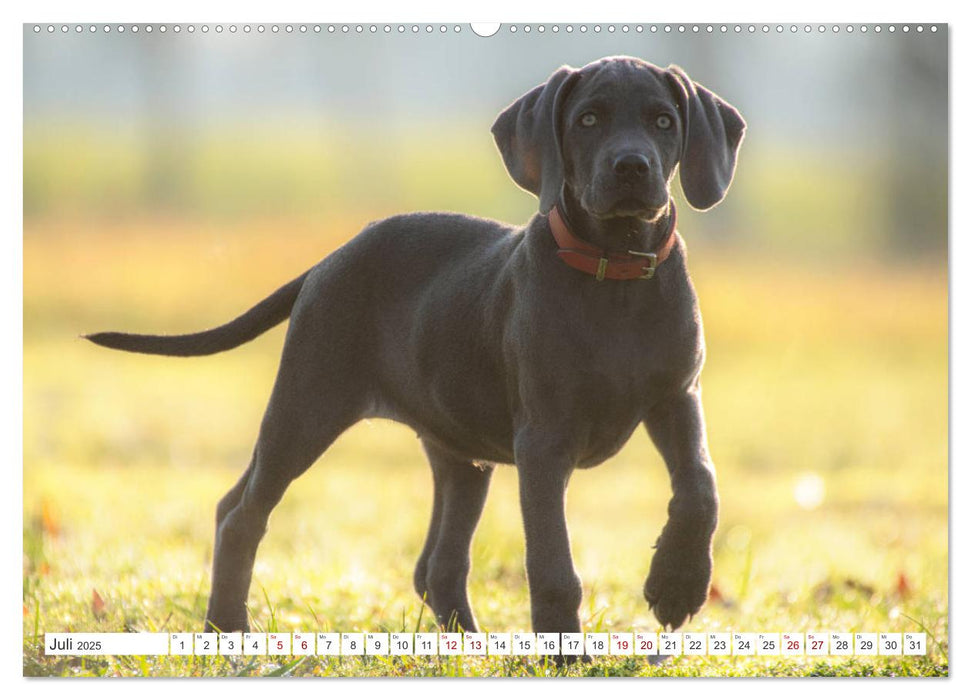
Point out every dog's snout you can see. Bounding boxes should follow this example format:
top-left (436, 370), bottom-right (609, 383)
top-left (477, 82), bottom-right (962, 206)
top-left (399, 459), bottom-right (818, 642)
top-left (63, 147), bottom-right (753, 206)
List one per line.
top-left (612, 153), bottom-right (651, 179)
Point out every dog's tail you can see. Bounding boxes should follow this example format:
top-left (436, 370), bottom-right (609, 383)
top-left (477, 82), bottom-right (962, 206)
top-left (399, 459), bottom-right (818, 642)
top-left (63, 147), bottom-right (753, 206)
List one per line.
top-left (84, 271), bottom-right (310, 357)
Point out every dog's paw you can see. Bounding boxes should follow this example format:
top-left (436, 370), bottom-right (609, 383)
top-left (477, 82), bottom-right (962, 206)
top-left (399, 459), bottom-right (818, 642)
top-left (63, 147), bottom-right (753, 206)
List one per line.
top-left (203, 609), bottom-right (250, 635)
top-left (643, 535), bottom-right (712, 629)
top-left (527, 652), bottom-right (590, 673)
top-left (552, 652), bottom-right (591, 667)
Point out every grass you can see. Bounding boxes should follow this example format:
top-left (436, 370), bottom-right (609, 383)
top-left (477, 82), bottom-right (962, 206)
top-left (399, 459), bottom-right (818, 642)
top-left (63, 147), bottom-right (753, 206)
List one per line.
top-left (22, 216), bottom-right (948, 677)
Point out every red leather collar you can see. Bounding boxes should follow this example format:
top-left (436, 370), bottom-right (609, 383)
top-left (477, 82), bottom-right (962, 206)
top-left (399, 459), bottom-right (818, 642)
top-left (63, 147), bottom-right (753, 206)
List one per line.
top-left (549, 203), bottom-right (678, 281)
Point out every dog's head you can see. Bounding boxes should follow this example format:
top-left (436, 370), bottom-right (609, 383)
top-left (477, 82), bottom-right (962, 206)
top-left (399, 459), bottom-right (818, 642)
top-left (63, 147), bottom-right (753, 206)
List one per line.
top-left (492, 57), bottom-right (746, 219)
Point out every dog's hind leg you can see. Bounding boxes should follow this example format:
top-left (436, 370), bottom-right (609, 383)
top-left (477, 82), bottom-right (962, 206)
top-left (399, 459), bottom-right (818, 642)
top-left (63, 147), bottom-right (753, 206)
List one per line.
top-left (203, 415), bottom-right (358, 632)
top-left (203, 323), bottom-right (365, 632)
top-left (413, 440), bottom-right (493, 632)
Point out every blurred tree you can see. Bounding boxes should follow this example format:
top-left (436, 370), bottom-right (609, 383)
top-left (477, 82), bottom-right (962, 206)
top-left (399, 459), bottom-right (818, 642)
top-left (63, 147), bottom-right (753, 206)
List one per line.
top-left (137, 35), bottom-right (191, 214)
top-left (884, 37), bottom-right (948, 255)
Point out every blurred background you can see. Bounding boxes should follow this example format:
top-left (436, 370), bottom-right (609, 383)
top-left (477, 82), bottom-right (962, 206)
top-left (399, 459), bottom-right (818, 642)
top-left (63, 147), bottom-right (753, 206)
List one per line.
top-left (23, 23), bottom-right (948, 674)
top-left (24, 25), bottom-right (947, 254)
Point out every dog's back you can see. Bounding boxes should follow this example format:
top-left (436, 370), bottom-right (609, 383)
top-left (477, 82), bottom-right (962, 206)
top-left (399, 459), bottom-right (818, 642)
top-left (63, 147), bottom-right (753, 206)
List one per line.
top-left (291, 211), bottom-right (526, 460)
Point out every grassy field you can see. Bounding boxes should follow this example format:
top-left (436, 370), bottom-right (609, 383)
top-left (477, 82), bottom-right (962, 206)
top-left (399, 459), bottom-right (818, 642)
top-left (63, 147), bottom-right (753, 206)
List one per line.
top-left (22, 216), bottom-right (948, 677)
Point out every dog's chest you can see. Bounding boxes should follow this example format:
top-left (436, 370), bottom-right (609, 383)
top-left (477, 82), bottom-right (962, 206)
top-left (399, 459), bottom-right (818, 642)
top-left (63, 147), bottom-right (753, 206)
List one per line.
top-left (555, 279), bottom-right (703, 394)
top-left (512, 278), bottom-right (705, 465)
top-left (570, 325), bottom-right (699, 455)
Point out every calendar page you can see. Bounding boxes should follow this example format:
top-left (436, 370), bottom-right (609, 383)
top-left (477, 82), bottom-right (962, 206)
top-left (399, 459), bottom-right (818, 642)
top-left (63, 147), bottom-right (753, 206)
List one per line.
top-left (22, 8), bottom-right (949, 680)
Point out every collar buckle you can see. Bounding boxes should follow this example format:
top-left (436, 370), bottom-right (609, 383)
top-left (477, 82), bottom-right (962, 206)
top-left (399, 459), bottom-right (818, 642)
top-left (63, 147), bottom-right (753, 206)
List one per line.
top-left (595, 257), bottom-right (609, 281)
top-left (627, 250), bottom-right (659, 280)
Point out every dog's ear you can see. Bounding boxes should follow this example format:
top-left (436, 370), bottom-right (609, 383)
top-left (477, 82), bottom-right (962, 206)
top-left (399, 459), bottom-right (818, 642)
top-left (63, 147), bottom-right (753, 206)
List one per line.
top-left (491, 66), bottom-right (581, 214)
top-left (665, 65), bottom-right (746, 211)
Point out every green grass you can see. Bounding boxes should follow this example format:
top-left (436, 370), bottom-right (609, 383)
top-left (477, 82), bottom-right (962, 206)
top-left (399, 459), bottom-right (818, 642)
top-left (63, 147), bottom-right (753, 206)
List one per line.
top-left (22, 218), bottom-right (948, 677)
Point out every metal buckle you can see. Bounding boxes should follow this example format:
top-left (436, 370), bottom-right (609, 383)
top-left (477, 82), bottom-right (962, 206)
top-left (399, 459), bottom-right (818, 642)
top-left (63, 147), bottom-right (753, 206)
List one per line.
top-left (595, 257), bottom-right (609, 281)
top-left (628, 250), bottom-right (658, 280)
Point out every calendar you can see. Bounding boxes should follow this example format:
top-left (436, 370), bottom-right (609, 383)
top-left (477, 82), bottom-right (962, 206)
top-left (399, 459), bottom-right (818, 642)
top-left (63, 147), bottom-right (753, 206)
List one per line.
top-left (22, 12), bottom-right (949, 680)
top-left (45, 631), bottom-right (928, 657)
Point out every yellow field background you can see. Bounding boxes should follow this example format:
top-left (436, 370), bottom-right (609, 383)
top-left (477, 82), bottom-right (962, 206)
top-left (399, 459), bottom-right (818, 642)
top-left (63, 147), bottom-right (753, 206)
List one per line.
top-left (23, 209), bottom-right (948, 674)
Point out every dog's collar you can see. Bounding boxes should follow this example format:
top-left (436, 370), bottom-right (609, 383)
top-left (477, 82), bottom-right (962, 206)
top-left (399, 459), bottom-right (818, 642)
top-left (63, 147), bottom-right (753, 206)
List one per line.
top-left (548, 202), bottom-right (678, 281)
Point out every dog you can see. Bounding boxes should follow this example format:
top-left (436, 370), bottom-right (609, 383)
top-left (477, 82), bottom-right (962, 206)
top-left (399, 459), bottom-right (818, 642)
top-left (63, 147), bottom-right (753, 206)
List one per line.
top-left (87, 56), bottom-right (745, 638)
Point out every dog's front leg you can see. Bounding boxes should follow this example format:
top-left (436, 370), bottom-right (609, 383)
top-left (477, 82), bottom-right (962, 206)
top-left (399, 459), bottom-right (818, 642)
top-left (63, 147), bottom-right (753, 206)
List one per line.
top-left (642, 386), bottom-right (719, 629)
top-left (514, 431), bottom-right (583, 636)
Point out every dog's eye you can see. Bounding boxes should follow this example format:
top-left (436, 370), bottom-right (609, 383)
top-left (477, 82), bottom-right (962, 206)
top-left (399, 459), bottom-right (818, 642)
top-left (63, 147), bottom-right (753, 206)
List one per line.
top-left (656, 114), bottom-right (673, 130)
top-left (580, 112), bottom-right (598, 127)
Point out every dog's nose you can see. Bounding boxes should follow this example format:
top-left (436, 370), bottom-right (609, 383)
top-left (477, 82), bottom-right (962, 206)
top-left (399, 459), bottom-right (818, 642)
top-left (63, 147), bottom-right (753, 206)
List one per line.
top-left (612, 153), bottom-right (651, 179)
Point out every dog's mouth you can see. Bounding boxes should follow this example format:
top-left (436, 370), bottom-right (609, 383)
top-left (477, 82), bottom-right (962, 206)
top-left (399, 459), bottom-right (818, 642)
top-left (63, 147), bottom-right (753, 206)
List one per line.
top-left (586, 195), bottom-right (668, 222)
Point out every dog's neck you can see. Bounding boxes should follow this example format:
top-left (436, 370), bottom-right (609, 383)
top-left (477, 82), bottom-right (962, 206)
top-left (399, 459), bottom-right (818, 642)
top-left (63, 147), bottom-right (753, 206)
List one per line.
top-left (557, 186), bottom-right (674, 255)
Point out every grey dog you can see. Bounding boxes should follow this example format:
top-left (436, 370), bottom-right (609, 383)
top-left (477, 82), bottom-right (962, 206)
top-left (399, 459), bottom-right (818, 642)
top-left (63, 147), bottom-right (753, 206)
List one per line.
top-left (87, 56), bottom-right (745, 638)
